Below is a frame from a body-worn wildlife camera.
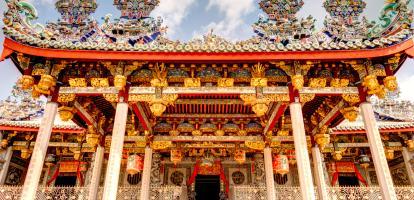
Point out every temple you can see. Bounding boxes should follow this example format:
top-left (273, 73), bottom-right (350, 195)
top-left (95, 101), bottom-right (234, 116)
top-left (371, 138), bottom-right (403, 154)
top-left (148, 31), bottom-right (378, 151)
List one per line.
top-left (0, 0), bottom-right (414, 200)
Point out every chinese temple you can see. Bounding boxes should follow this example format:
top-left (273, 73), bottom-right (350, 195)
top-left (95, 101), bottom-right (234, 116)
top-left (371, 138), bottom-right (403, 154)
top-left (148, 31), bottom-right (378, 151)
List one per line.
top-left (0, 0), bottom-right (414, 200)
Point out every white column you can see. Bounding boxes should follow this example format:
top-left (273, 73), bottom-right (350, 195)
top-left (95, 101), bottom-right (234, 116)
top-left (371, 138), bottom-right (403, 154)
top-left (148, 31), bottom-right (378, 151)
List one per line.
top-left (290, 102), bottom-right (315, 200)
top-left (88, 146), bottom-right (105, 200)
top-left (311, 147), bottom-right (329, 200)
top-left (264, 147), bottom-right (276, 200)
top-left (21, 101), bottom-right (58, 200)
top-left (360, 102), bottom-right (397, 200)
top-left (0, 147), bottom-right (13, 184)
top-left (140, 146), bottom-right (153, 200)
top-left (102, 102), bottom-right (128, 200)
top-left (402, 147), bottom-right (414, 185)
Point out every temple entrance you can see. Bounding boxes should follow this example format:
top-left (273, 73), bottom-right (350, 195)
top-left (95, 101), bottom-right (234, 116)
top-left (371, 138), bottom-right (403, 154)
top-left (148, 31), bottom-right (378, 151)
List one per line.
top-left (195, 175), bottom-right (220, 200)
top-left (54, 176), bottom-right (77, 187)
top-left (338, 175), bottom-right (360, 186)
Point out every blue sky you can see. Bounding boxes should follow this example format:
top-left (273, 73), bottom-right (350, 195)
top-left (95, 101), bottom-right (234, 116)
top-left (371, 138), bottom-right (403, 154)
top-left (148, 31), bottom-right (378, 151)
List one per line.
top-left (0, 0), bottom-right (413, 100)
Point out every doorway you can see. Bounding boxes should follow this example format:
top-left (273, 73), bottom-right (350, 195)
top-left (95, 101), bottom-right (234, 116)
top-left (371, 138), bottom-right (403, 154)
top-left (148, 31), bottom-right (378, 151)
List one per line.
top-left (54, 175), bottom-right (77, 187)
top-left (195, 175), bottom-right (220, 200)
top-left (338, 174), bottom-right (360, 186)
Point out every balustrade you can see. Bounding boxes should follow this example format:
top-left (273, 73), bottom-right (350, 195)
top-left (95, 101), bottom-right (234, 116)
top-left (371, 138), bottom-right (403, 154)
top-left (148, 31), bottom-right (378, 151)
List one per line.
top-left (0, 185), bottom-right (181, 200)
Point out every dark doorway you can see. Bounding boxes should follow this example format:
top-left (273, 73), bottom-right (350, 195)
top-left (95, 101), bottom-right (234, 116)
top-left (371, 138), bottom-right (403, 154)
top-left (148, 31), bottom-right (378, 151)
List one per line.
top-left (54, 176), bottom-right (77, 187)
top-left (338, 174), bottom-right (360, 186)
top-left (195, 175), bottom-right (220, 200)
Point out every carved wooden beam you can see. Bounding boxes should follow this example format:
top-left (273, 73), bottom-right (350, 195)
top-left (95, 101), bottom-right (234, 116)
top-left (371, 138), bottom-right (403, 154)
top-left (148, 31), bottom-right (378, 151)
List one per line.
top-left (153, 136), bottom-right (262, 142)
top-left (59, 87), bottom-right (359, 96)
top-left (324, 142), bottom-right (402, 149)
top-left (73, 101), bottom-right (104, 135)
top-left (130, 102), bottom-right (153, 132)
top-left (175, 99), bottom-right (244, 105)
top-left (263, 102), bottom-right (287, 134)
top-left (12, 141), bottom-right (93, 148)
top-left (311, 100), bottom-right (345, 135)
top-left (159, 114), bottom-right (258, 119)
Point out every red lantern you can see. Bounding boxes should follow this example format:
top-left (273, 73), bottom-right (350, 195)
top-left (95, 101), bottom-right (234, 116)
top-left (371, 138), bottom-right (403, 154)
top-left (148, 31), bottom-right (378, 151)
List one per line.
top-left (273, 155), bottom-right (289, 175)
top-left (127, 154), bottom-right (144, 175)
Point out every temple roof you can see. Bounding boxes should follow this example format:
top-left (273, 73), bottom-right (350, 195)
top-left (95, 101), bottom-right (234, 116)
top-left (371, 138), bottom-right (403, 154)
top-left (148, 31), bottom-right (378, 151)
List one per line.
top-left (2, 0), bottom-right (413, 53)
top-left (332, 97), bottom-right (414, 133)
top-left (0, 116), bottom-right (83, 132)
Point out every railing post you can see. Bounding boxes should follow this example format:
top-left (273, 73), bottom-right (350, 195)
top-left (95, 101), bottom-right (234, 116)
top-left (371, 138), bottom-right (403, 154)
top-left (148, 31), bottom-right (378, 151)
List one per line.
top-left (312, 146), bottom-right (329, 200)
top-left (0, 147), bottom-right (13, 184)
top-left (21, 101), bottom-right (58, 200)
top-left (264, 147), bottom-right (276, 200)
top-left (402, 147), bottom-right (414, 186)
top-left (102, 102), bottom-right (128, 200)
top-left (140, 146), bottom-right (153, 200)
top-left (88, 145), bottom-right (105, 200)
top-left (360, 102), bottom-right (397, 200)
top-left (290, 102), bottom-right (316, 200)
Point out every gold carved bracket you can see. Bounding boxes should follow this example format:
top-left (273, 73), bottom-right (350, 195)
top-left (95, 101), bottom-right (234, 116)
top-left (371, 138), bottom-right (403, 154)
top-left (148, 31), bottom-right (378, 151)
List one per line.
top-left (130, 93), bottom-right (178, 117)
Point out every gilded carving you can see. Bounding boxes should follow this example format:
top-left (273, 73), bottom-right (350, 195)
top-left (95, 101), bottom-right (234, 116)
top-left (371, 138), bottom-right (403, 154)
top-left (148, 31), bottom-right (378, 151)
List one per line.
top-left (330, 78), bottom-right (349, 88)
top-left (299, 94), bottom-right (315, 103)
top-left (383, 76), bottom-right (398, 91)
top-left (58, 93), bottom-right (76, 103)
top-left (90, 78), bottom-right (109, 87)
top-left (103, 94), bottom-right (118, 102)
top-left (251, 62), bottom-right (267, 87)
top-left (18, 75), bottom-right (35, 90)
top-left (217, 78), bottom-right (234, 87)
top-left (309, 78), bottom-right (327, 88)
top-left (245, 141), bottom-right (265, 150)
top-left (342, 94), bottom-right (360, 104)
top-left (151, 141), bottom-right (172, 150)
top-left (151, 63), bottom-right (168, 87)
top-left (291, 74), bottom-right (304, 90)
top-left (341, 106), bottom-right (359, 122)
top-left (69, 78), bottom-right (87, 87)
top-left (184, 78), bottom-right (201, 87)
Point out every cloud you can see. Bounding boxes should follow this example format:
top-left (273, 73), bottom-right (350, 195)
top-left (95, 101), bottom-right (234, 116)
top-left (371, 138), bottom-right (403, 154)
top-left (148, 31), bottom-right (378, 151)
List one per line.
top-left (152, 0), bottom-right (196, 37)
top-left (397, 58), bottom-right (414, 101)
top-left (197, 0), bottom-right (255, 41)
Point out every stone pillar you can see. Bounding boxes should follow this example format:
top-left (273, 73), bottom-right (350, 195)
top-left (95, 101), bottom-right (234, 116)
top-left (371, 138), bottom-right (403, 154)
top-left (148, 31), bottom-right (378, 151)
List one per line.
top-left (264, 147), bottom-right (276, 200)
top-left (0, 147), bottom-right (13, 184)
top-left (88, 146), bottom-right (105, 200)
top-left (140, 146), bottom-right (153, 200)
top-left (360, 102), bottom-right (397, 200)
top-left (311, 147), bottom-right (329, 200)
top-left (21, 101), bottom-right (58, 200)
top-left (290, 102), bottom-right (315, 200)
top-left (402, 147), bottom-right (414, 185)
top-left (102, 102), bottom-right (128, 200)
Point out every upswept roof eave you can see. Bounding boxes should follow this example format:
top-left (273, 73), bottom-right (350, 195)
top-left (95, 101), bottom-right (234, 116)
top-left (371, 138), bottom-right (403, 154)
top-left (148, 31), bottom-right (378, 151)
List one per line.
top-left (1, 37), bottom-right (413, 62)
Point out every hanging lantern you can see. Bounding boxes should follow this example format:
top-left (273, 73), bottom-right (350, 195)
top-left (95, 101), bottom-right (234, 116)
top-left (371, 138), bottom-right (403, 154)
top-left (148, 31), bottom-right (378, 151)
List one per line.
top-left (45, 154), bottom-right (56, 167)
top-left (171, 150), bottom-right (183, 165)
top-left (359, 153), bottom-right (370, 169)
top-left (273, 155), bottom-right (290, 175)
top-left (332, 151), bottom-right (343, 161)
top-left (385, 149), bottom-right (394, 160)
top-left (234, 150), bottom-right (246, 164)
top-left (21, 148), bottom-right (31, 159)
top-left (126, 154), bottom-right (144, 175)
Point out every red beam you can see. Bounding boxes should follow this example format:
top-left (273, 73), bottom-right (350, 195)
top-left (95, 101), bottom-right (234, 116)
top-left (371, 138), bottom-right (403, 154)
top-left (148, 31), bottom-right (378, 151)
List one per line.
top-left (131, 103), bottom-right (152, 131)
top-left (2, 38), bottom-right (413, 62)
top-left (331, 127), bottom-right (414, 135)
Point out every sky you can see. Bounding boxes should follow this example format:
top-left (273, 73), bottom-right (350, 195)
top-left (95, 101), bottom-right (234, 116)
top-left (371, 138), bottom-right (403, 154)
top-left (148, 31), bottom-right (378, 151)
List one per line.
top-left (0, 0), bottom-right (413, 100)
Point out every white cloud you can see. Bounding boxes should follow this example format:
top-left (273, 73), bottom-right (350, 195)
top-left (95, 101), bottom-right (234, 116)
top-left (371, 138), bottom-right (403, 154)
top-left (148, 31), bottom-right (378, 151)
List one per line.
top-left (197, 0), bottom-right (255, 41)
top-left (152, 0), bottom-right (196, 37)
top-left (397, 59), bottom-right (414, 101)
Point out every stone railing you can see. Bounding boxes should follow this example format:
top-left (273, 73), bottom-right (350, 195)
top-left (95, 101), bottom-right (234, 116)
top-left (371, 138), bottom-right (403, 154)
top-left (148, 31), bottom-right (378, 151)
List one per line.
top-left (0, 185), bottom-right (182, 200)
top-left (231, 186), bottom-right (414, 200)
top-left (328, 186), bottom-right (414, 200)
